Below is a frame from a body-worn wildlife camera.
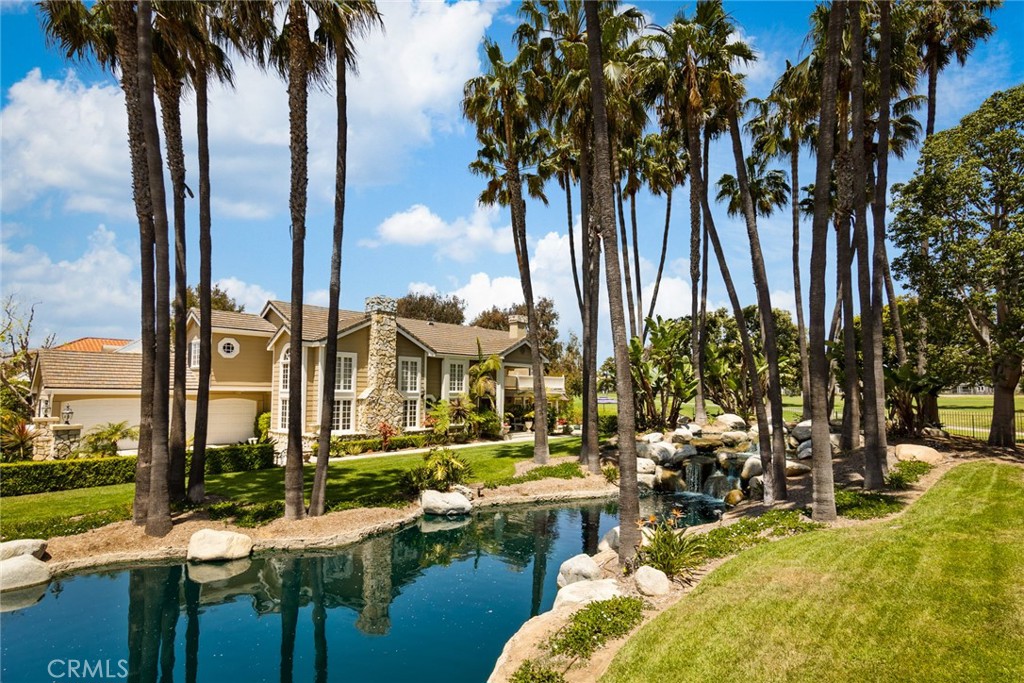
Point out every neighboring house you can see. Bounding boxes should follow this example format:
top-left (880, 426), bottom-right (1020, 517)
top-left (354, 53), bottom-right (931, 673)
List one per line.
top-left (54, 337), bottom-right (133, 352)
top-left (30, 296), bottom-right (565, 453)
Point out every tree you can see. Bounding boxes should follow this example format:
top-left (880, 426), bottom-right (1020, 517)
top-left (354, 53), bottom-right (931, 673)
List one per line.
top-left (548, 331), bottom-right (583, 399)
top-left (184, 284), bottom-right (244, 313)
top-left (891, 85), bottom-right (1024, 447)
top-left (470, 298), bottom-right (563, 366)
top-left (629, 316), bottom-right (697, 430)
top-left (597, 356), bottom-right (617, 394)
top-left (395, 292), bottom-right (466, 324)
top-left (1, 297), bottom-right (55, 420)
top-left (715, 155), bottom-right (789, 219)
top-left (469, 306), bottom-right (507, 330)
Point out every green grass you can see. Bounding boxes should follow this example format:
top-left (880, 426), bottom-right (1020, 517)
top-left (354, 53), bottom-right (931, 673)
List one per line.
top-left (602, 462), bottom-right (1024, 683)
top-left (0, 437), bottom-right (583, 540)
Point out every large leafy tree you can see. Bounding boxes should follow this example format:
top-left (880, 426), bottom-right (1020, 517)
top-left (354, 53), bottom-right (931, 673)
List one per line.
top-left (396, 292), bottom-right (466, 325)
top-left (891, 85), bottom-right (1024, 447)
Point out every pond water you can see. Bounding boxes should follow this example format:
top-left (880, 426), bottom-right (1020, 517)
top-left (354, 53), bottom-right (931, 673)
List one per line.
top-left (1, 495), bottom-right (723, 683)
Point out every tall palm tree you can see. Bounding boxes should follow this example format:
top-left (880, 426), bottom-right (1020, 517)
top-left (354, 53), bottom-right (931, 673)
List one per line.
top-left (641, 131), bottom-right (687, 341)
top-left (137, 0), bottom-right (173, 537)
top-left (808, 0), bottom-right (844, 523)
top-left (715, 155), bottom-right (789, 219)
top-left (464, 40), bottom-right (550, 464)
top-left (309, 0), bottom-right (383, 517)
top-left (584, 0), bottom-right (639, 563)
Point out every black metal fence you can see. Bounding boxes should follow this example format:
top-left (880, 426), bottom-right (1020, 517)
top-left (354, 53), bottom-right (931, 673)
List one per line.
top-left (937, 409), bottom-right (1024, 444)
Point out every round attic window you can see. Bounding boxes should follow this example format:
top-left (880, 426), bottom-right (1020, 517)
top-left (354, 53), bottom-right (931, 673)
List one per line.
top-left (218, 337), bottom-right (240, 359)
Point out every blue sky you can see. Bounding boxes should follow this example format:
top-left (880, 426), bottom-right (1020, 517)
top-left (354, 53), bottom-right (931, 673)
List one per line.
top-left (2, 0), bottom-right (1022, 358)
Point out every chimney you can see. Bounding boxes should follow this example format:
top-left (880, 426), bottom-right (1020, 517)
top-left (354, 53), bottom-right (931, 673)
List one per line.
top-left (361, 296), bottom-right (404, 431)
top-left (508, 314), bottom-right (528, 339)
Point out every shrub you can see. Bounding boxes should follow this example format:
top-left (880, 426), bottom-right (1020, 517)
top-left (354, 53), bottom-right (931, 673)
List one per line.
top-left (602, 465), bottom-right (619, 484)
top-left (77, 421), bottom-right (140, 458)
top-left (548, 597), bottom-right (646, 661)
top-left (377, 422), bottom-right (399, 451)
top-left (833, 488), bottom-right (904, 519)
top-left (597, 415), bottom-right (618, 435)
top-left (886, 460), bottom-right (934, 490)
top-left (401, 448), bottom-right (472, 495)
top-left (0, 443), bottom-right (275, 496)
top-left (478, 409), bottom-right (503, 439)
top-left (633, 518), bottom-right (704, 581)
top-left (254, 411), bottom-right (272, 442)
top-left (485, 462), bottom-right (584, 488)
top-left (0, 415), bottom-right (39, 462)
top-left (510, 660), bottom-right (566, 683)
top-left (388, 434), bottom-right (428, 451)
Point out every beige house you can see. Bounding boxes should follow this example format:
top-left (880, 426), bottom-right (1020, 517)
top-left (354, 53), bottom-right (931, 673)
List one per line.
top-left (30, 296), bottom-right (565, 453)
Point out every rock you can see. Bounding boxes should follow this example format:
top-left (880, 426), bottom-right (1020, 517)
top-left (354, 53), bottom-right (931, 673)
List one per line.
top-left (452, 484), bottom-right (476, 501)
top-left (557, 553), bottom-right (603, 588)
top-left (830, 433), bottom-right (842, 450)
top-left (186, 529), bottom-right (254, 563)
top-left (724, 489), bottom-right (745, 506)
top-left (663, 444), bottom-right (697, 467)
top-left (0, 555), bottom-right (50, 592)
top-left (894, 444), bottom-right (943, 465)
top-left (186, 559), bottom-right (252, 584)
top-left (703, 471), bottom-right (732, 499)
top-left (0, 582), bottom-right (48, 612)
top-left (796, 439), bottom-right (814, 459)
top-left (637, 473), bottom-right (656, 490)
top-left (921, 426), bottom-right (947, 438)
top-left (636, 457), bottom-right (656, 474)
top-left (552, 579), bottom-right (623, 611)
top-left (642, 432), bottom-right (664, 443)
top-left (418, 516), bottom-right (473, 533)
top-left (690, 435), bottom-right (722, 451)
top-left (606, 435), bottom-right (619, 448)
top-left (598, 526), bottom-right (620, 552)
top-left (747, 427), bottom-right (760, 441)
top-left (0, 539), bottom-right (47, 562)
top-left (715, 413), bottom-right (748, 430)
top-left (420, 490), bottom-right (473, 516)
top-left (791, 420), bottom-right (813, 442)
top-left (671, 428), bottom-right (692, 444)
top-left (785, 461), bottom-right (812, 477)
top-left (654, 466), bottom-right (683, 493)
top-left (645, 441), bottom-right (676, 465)
top-left (787, 435), bottom-right (800, 450)
top-left (687, 425), bottom-right (703, 437)
top-left (634, 566), bottom-right (671, 596)
top-left (740, 455), bottom-right (763, 480)
top-left (720, 431), bottom-right (750, 448)
top-left (748, 475), bottom-right (765, 500)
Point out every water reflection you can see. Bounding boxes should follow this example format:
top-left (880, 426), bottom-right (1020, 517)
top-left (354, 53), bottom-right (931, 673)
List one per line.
top-left (2, 497), bottom-right (716, 683)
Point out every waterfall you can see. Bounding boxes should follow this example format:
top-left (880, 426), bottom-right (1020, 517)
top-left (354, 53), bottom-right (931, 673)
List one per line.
top-left (685, 459), bottom-right (703, 493)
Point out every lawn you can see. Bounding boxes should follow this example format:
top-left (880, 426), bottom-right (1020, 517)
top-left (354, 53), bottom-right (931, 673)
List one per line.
top-left (602, 461), bottom-right (1024, 683)
top-left (0, 437), bottom-right (583, 539)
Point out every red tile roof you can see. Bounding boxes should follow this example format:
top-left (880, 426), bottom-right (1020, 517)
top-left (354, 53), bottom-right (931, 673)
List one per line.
top-left (54, 337), bottom-right (133, 352)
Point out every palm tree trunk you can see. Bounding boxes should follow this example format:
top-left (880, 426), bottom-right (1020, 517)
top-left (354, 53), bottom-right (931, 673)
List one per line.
top-left (188, 64), bottom-right (211, 504)
top-left (836, 144), bottom-right (861, 452)
top-left (285, 0), bottom-right (309, 521)
top-left (311, 46), bottom-right (348, 516)
top-left (850, 0), bottom-right (885, 489)
top-left (644, 187), bottom-right (672, 341)
top-left (699, 129), bottom-right (710, 409)
top-left (579, 134), bottom-right (600, 473)
top-left (689, 117), bottom-right (705, 425)
top-left (726, 104), bottom-right (787, 502)
top-left (157, 79), bottom-right (188, 504)
top-left (565, 172), bottom-right (583, 313)
top-left (137, 0), bottom-right (172, 537)
top-left (615, 179), bottom-right (637, 339)
top-left (630, 191), bottom-right (642, 334)
top-left (790, 126), bottom-right (811, 419)
top-left (808, 0), bottom-right (843, 522)
top-left (915, 45), bottom-right (937, 420)
top-left (111, 2), bottom-right (154, 526)
top-left (585, 0), bottom-right (639, 564)
top-left (881, 247), bottom-right (907, 364)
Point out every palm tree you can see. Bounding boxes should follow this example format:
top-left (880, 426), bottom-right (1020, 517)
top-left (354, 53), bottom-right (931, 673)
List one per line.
top-left (308, 0), bottom-right (383, 518)
top-left (808, 0), bottom-right (843, 523)
top-left (715, 155), bottom-right (789, 219)
top-left (137, 0), bottom-right (173, 537)
top-left (584, 0), bottom-right (639, 564)
top-left (641, 131), bottom-right (687, 341)
top-left (464, 40), bottom-right (550, 464)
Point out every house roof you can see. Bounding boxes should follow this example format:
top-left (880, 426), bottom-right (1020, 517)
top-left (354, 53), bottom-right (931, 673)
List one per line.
top-left (187, 308), bottom-right (277, 334)
top-left (54, 337), bottom-right (133, 353)
top-left (267, 301), bottom-right (526, 357)
top-left (34, 349), bottom-right (197, 391)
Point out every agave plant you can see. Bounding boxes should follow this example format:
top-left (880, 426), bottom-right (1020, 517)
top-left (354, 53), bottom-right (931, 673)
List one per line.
top-left (0, 415), bottom-right (40, 462)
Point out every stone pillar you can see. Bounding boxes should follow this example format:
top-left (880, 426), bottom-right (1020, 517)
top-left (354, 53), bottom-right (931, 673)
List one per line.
top-left (359, 296), bottom-right (405, 433)
top-left (31, 417), bottom-right (59, 460)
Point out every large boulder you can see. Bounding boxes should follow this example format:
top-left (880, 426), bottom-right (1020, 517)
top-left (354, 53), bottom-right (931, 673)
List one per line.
top-left (186, 529), bottom-right (254, 563)
top-left (636, 457), bottom-right (657, 474)
top-left (791, 420), bottom-right (813, 442)
top-left (894, 444), bottom-right (943, 465)
top-left (740, 455), bottom-right (763, 480)
top-left (637, 473), bottom-right (657, 490)
top-left (645, 441), bottom-right (677, 465)
top-left (663, 445), bottom-right (697, 467)
top-left (642, 432), bottom-right (664, 444)
top-left (724, 489), bottom-right (745, 507)
top-left (686, 424), bottom-right (703, 437)
top-left (715, 413), bottom-right (748, 431)
top-left (634, 566), bottom-right (671, 596)
top-left (671, 428), bottom-right (693, 444)
top-left (0, 555), bottom-right (50, 592)
top-left (795, 439), bottom-right (814, 459)
top-left (720, 431), bottom-right (750, 448)
top-left (557, 553), bottom-right (602, 588)
top-left (598, 526), bottom-right (620, 552)
top-left (748, 475), bottom-right (765, 500)
top-left (420, 490), bottom-right (472, 516)
top-left (703, 471), bottom-right (732, 499)
top-left (0, 539), bottom-right (47, 562)
top-left (654, 466), bottom-right (683, 493)
top-left (553, 579), bottom-right (623, 611)
top-left (186, 558), bottom-right (252, 584)
top-left (785, 461), bottom-right (812, 477)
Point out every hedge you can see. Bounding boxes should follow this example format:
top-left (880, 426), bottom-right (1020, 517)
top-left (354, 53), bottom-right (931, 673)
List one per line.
top-left (0, 443), bottom-right (276, 497)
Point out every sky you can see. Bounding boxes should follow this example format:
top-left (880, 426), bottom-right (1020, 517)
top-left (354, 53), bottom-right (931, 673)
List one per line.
top-left (2, 0), bottom-right (1022, 359)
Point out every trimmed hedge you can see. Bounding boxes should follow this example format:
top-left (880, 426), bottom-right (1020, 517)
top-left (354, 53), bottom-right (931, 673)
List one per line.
top-left (315, 433), bottom-right (434, 457)
top-left (0, 443), bottom-right (276, 497)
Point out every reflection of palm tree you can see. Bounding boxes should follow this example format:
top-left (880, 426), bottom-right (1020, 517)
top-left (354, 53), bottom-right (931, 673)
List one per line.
top-left (530, 510), bottom-right (555, 617)
top-left (279, 558), bottom-right (302, 683)
top-left (581, 506), bottom-right (601, 555)
top-left (184, 571), bottom-right (200, 683)
top-left (159, 565), bottom-right (183, 680)
top-left (310, 557), bottom-right (328, 683)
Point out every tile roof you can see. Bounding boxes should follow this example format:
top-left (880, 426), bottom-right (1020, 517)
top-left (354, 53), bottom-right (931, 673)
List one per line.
top-left (35, 349), bottom-right (198, 391)
top-left (267, 301), bottom-right (370, 342)
top-left (54, 337), bottom-right (133, 352)
top-left (190, 308), bottom-right (277, 334)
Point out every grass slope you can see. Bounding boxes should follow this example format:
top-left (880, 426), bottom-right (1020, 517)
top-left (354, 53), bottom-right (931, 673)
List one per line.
top-left (602, 462), bottom-right (1024, 683)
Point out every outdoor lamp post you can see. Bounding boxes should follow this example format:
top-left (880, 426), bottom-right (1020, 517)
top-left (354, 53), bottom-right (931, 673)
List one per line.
top-left (62, 403), bottom-right (73, 425)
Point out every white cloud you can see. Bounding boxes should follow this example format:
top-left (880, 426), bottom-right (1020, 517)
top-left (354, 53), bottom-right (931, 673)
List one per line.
top-left (363, 202), bottom-right (514, 261)
top-left (214, 277), bottom-right (276, 313)
top-left (0, 225), bottom-right (139, 343)
top-left (407, 282), bottom-right (439, 296)
top-left (450, 272), bottom-right (526, 321)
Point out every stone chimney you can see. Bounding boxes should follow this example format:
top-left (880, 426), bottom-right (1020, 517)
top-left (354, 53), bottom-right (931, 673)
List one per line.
top-left (508, 314), bottom-right (528, 339)
top-left (360, 296), bottom-right (404, 432)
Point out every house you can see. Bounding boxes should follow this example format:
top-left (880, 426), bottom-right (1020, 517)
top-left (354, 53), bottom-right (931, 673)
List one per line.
top-left (30, 296), bottom-right (565, 455)
top-left (54, 337), bottom-right (133, 352)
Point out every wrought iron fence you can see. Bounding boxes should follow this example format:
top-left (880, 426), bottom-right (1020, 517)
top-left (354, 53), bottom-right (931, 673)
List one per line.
top-left (937, 409), bottom-right (1024, 444)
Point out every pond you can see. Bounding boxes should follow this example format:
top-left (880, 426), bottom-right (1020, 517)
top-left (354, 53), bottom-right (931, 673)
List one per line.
top-left (1, 495), bottom-right (723, 683)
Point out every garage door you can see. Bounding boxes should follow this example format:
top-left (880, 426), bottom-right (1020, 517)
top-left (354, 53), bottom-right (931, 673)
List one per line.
top-left (66, 398), bottom-right (141, 449)
top-left (205, 398), bottom-right (258, 445)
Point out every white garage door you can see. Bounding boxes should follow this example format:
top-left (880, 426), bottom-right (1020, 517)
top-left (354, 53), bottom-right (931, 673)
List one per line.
top-left (67, 398), bottom-right (141, 449)
top-left (205, 398), bottom-right (258, 445)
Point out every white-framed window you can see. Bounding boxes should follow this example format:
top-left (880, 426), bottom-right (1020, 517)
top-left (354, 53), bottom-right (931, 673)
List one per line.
top-left (402, 399), bottom-right (419, 429)
top-left (336, 353), bottom-right (355, 393)
top-left (332, 398), bottom-right (354, 431)
top-left (399, 357), bottom-right (420, 393)
top-left (189, 338), bottom-right (200, 370)
top-left (447, 360), bottom-right (466, 395)
top-left (280, 397), bottom-right (289, 430)
top-left (218, 337), bottom-right (240, 359)
top-left (280, 347), bottom-right (290, 392)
